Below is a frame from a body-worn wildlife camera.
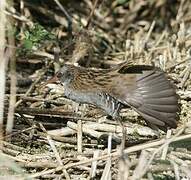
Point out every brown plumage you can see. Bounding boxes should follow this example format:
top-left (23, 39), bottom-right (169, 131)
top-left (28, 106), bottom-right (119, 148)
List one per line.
top-left (47, 64), bottom-right (179, 131)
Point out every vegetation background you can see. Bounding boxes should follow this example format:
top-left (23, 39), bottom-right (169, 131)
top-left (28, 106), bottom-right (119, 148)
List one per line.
top-left (0, 0), bottom-right (191, 179)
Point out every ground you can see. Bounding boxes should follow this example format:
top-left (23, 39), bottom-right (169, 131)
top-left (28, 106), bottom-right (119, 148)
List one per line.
top-left (1, 0), bottom-right (191, 179)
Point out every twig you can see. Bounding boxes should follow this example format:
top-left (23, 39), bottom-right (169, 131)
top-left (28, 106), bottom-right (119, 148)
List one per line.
top-left (15, 66), bottom-right (50, 108)
top-left (136, 128), bottom-right (184, 179)
top-left (6, 15), bottom-right (17, 135)
top-left (4, 10), bottom-right (33, 25)
top-left (144, 21), bottom-right (156, 44)
top-left (161, 129), bottom-right (172, 160)
top-left (168, 154), bottom-right (191, 178)
top-left (53, 0), bottom-right (72, 34)
top-left (0, 0), bottom-right (6, 140)
top-left (39, 123), bottom-right (71, 180)
top-left (27, 128), bottom-right (191, 178)
top-left (16, 107), bottom-right (97, 122)
top-left (169, 159), bottom-right (180, 180)
top-left (77, 120), bottom-right (82, 153)
top-left (48, 127), bottom-right (76, 136)
top-left (167, 57), bottom-right (191, 72)
top-left (85, 0), bottom-right (99, 29)
top-left (0, 126), bottom-right (36, 141)
top-left (132, 150), bottom-right (150, 179)
top-left (67, 121), bottom-right (103, 139)
top-left (101, 133), bottom-right (112, 180)
top-left (84, 122), bottom-right (157, 137)
top-left (37, 131), bottom-right (77, 144)
top-left (90, 150), bottom-right (100, 178)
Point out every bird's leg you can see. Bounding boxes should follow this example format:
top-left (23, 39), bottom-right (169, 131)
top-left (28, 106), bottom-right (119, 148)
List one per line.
top-left (113, 104), bottom-right (126, 150)
top-left (117, 116), bottom-right (126, 151)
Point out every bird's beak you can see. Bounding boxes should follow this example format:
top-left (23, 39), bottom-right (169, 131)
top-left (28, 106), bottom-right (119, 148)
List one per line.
top-left (46, 75), bottom-right (59, 84)
top-left (41, 75), bottom-right (60, 88)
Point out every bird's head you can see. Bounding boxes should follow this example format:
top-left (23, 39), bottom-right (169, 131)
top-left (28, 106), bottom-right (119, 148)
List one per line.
top-left (45, 65), bottom-right (75, 86)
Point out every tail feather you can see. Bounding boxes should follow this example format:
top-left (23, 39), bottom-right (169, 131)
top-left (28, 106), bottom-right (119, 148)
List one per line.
top-left (143, 104), bottom-right (178, 113)
top-left (137, 71), bottom-right (163, 83)
top-left (140, 81), bottom-right (171, 91)
top-left (137, 111), bottom-right (165, 126)
top-left (138, 106), bottom-right (173, 121)
top-left (143, 96), bottom-right (177, 105)
top-left (125, 67), bottom-right (179, 131)
top-left (142, 89), bottom-right (175, 98)
top-left (137, 108), bottom-right (177, 129)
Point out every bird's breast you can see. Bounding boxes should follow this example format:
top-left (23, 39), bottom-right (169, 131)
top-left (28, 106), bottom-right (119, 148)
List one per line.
top-left (64, 86), bottom-right (121, 118)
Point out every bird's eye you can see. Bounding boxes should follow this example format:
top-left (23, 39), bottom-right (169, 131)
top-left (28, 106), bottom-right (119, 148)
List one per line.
top-left (57, 72), bottom-right (62, 78)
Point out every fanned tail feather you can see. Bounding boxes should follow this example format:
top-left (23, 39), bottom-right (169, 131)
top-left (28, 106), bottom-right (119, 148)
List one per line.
top-left (126, 68), bottom-right (179, 131)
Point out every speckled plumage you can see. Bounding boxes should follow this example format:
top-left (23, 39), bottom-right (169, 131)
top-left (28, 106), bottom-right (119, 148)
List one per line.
top-left (49, 64), bottom-right (179, 131)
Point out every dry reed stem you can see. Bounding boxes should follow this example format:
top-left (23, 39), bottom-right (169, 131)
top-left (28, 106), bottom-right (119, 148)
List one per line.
top-left (77, 120), bottom-right (83, 153)
top-left (15, 67), bottom-right (48, 107)
top-left (101, 134), bottom-right (112, 180)
top-left (161, 129), bottom-right (172, 160)
top-left (0, 0), bottom-right (6, 140)
top-left (132, 150), bottom-right (150, 179)
top-left (48, 127), bottom-right (76, 136)
top-left (67, 121), bottom-right (103, 138)
top-left (39, 123), bottom-right (71, 180)
top-left (6, 16), bottom-right (17, 135)
top-left (90, 150), bottom-right (100, 178)
top-left (27, 127), bottom-right (191, 178)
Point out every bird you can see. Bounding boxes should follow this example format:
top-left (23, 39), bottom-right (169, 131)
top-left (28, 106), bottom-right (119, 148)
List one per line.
top-left (46, 63), bottom-right (179, 131)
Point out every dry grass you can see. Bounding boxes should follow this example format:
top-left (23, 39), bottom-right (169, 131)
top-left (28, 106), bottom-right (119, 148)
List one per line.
top-left (1, 0), bottom-right (191, 179)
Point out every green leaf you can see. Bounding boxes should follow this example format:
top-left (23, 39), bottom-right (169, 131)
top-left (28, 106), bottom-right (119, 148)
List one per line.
top-left (23, 39), bottom-right (33, 50)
